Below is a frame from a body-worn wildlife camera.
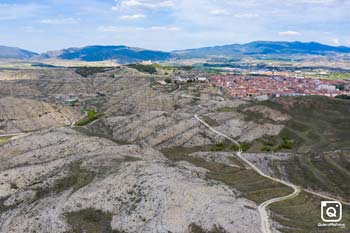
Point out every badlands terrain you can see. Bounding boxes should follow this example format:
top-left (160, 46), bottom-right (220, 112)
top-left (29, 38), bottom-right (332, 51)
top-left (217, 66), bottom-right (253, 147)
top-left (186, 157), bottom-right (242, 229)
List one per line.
top-left (0, 66), bottom-right (349, 233)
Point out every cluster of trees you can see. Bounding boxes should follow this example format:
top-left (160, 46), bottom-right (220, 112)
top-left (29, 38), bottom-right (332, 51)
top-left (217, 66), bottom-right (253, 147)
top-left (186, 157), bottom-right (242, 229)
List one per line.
top-left (335, 94), bottom-right (350, 100)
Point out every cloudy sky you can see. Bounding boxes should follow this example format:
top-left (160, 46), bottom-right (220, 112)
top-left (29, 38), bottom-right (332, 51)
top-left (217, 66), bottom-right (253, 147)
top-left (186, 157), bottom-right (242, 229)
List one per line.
top-left (1, 0), bottom-right (350, 52)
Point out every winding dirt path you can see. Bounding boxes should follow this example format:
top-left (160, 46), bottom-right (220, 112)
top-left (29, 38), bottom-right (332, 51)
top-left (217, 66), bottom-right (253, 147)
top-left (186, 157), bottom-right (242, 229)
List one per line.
top-left (194, 114), bottom-right (301, 233)
top-left (195, 113), bottom-right (350, 232)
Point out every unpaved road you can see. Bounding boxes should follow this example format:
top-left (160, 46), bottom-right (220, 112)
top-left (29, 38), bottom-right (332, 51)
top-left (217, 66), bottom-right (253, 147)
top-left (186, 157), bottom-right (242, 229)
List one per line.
top-left (195, 114), bottom-right (301, 233)
top-left (0, 133), bottom-right (30, 141)
top-left (195, 113), bottom-right (350, 233)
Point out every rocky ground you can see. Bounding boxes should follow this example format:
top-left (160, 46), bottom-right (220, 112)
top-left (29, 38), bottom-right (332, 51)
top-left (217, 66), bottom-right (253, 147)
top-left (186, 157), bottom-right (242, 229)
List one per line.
top-left (0, 127), bottom-right (261, 233)
top-left (1, 67), bottom-right (349, 232)
top-left (0, 97), bottom-right (81, 134)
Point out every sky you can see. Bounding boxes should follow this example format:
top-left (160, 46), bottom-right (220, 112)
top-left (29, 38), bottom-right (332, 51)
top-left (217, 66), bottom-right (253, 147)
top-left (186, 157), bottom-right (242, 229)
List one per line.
top-left (1, 0), bottom-right (350, 52)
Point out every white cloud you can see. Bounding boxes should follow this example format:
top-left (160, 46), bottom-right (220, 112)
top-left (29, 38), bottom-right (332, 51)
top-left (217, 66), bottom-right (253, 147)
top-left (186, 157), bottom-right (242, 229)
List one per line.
top-left (288, 0), bottom-right (336, 4)
top-left (120, 14), bottom-right (146, 20)
top-left (209, 9), bottom-right (229, 16)
top-left (278, 30), bottom-right (302, 36)
top-left (39, 17), bottom-right (80, 25)
top-left (234, 13), bottom-right (259, 18)
top-left (98, 25), bottom-right (180, 32)
top-left (330, 38), bottom-right (340, 44)
top-left (149, 26), bottom-right (180, 31)
top-left (112, 0), bottom-right (174, 11)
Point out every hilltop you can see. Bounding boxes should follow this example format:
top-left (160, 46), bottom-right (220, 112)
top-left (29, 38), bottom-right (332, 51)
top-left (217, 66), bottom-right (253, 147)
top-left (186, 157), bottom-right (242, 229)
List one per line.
top-left (0, 46), bottom-right (38, 60)
top-left (39, 45), bottom-right (171, 64)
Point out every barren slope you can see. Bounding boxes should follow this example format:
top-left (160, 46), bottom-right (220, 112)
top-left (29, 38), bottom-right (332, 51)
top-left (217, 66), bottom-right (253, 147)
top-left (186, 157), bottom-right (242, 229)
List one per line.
top-left (0, 128), bottom-right (261, 233)
top-left (0, 97), bottom-right (81, 134)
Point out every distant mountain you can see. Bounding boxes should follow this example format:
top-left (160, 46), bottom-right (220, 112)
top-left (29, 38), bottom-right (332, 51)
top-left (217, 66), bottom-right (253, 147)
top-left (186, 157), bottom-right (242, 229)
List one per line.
top-left (172, 41), bottom-right (350, 58)
top-left (40, 45), bottom-right (171, 63)
top-left (2, 41), bottom-right (350, 62)
top-left (0, 46), bottom-right (38, 59)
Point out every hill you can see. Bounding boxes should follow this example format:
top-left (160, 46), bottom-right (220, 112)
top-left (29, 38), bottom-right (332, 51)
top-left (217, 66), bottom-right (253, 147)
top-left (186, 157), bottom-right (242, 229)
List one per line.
top-left (0, 45), bottom-right (38, 59)
top-left (40, 45), bottom-right (171, 63)
top-left (173, 41), bottom-right (350, 58)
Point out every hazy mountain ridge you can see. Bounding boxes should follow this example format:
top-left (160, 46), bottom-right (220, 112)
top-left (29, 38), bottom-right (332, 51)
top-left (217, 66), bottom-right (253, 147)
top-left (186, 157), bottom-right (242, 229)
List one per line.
top-left (172, 41), bottom-right (350, 58)
top-left (0, 46), bottom-right (38, 59)
top-left (1, 41), bottom-right (350, 62)
top-left (39, 45), bottom-right (171, 63)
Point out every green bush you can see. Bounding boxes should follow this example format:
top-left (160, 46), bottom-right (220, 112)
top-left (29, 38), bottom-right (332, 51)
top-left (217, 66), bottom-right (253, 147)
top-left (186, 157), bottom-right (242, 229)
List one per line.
top-left (76, 110), bottom-right (103, 126)
top-left (211, 143), bottom-right (225, 151)
top-left (276, 137), bottom-right (294, 150)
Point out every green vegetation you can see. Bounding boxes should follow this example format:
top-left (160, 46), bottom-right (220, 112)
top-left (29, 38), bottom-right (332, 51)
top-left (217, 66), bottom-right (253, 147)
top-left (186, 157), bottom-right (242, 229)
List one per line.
top-left (65, 208), bottom-right (124, 233)
top-left (209, 141), bottom-right (250, 152)
top-left (76, 110), bottom-right (103, 126)
top-left (276, 136), bottom-right (294, 151)
top-left (270, 191), bottom-right (350, 233)
top-left (272, 151), bottom-right (350, 201)
top-left (34, 162), bottom-right (95, 200)
top-left (75, 66), bottom-right (114, 77)
top-left (335, 94), bottom-right (350, 100)
top-left (72, 126), bottom-right (130, 145)
top-left (327, 72), bottom-right (350, 80)
top-left (189, 223), bottom-right (227, 233)
top-left (211, 142), bottom-right (225, 151)
top-left (216, 107), bottom-right (236, 112)
top-left (0, 137), bottom-right (10, 144)
top-left (162, 146), bottom-right (293, 204)
top-left (127, 64), bottom-right (157, 74)
top-left (258, 96), bottom-right (350, 153)
top-left (240, 109), bottom-right (270, 124)
top-left (0, 197), bottom-right (11, 213)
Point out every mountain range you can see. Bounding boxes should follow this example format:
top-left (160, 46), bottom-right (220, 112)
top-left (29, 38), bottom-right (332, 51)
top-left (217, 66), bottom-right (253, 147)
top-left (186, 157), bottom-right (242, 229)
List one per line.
top-left (1, 41), bottom-right (350, 63)
top-left (173, 41), bottom-right (350, 58)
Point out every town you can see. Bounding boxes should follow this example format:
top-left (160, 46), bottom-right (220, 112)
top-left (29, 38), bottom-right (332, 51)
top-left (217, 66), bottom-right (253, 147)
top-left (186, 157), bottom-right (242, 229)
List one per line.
top-left (211, 75), bottom-right (350, 99)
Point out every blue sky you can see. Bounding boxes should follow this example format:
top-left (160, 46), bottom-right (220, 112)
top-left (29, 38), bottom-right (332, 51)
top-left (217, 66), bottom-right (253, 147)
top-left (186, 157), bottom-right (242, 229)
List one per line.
top-left (1, 0), bottom-right (350, 52)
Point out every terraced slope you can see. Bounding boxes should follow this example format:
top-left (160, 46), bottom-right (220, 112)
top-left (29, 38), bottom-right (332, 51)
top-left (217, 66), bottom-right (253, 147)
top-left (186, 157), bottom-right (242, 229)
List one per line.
top-left (259, 96), bottom-right (350, 153)
top-left (0, 97), bottom-right (81, 134)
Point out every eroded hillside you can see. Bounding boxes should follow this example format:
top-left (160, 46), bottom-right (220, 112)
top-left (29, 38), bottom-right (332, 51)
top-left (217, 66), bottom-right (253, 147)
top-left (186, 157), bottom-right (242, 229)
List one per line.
top-left (0, 67), bottom-right (349, 233)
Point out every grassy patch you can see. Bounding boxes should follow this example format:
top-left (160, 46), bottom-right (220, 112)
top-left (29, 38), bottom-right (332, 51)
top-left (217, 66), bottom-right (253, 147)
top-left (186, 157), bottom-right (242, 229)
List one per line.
top-left (189, 223), bottom-right (227, 233)
top-left (0, 137), bottom-right (10, 143)
top-left (162, 146), bottom-right (293, 204)
top-left (127, 64), bottom-right (157, 74)
top-left (276, 151), bottom-right (350, 201)
top-left (75, 67), bottom-right (114, 77)
top-left (260, 96), bottom-right (350, 153)
top-left (211, 142), bottom-right (225, 152)
top-left (76, 110), bottom-right (104, 126)
top-left (275, 136), bottom-right (294, 151)
top-left (216, 107), bottom-right (236, 112)
top-left (0, 197), bottom-right (11, 213)
top-left (207, 140), bottom-right (250, 152)
top-left (65, 208), bottom-right (124, 233)
top-left (270, 191), bottom-right (350, 233)
top-left (34, 162), bottom-right (95, 200)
